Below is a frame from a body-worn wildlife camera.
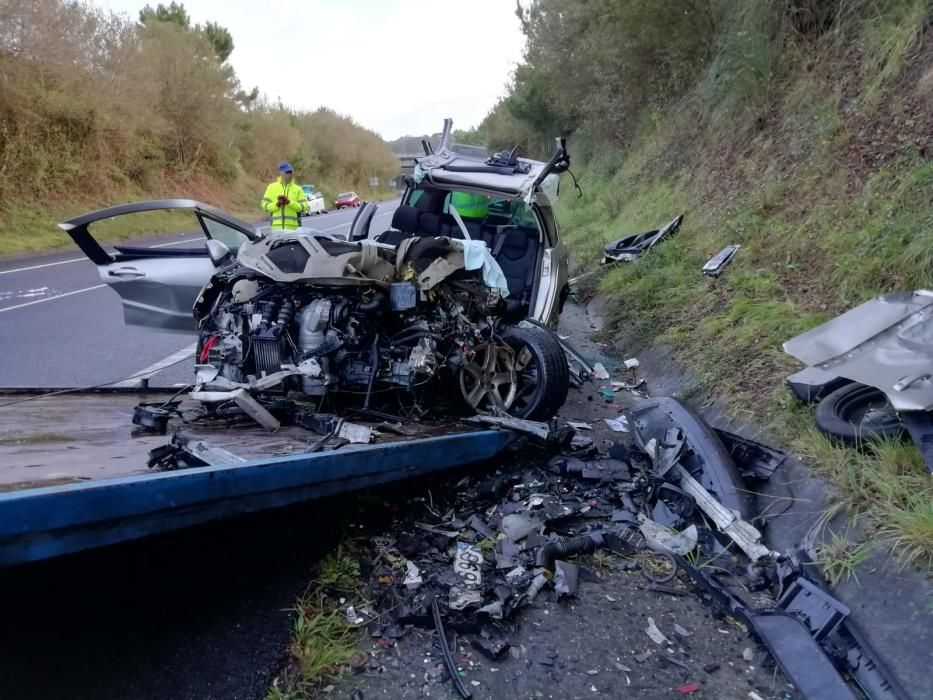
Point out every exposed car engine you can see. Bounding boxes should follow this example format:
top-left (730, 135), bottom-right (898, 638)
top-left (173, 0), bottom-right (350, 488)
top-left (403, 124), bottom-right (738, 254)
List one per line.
top-left (191, 233), bottom-right (568, 420)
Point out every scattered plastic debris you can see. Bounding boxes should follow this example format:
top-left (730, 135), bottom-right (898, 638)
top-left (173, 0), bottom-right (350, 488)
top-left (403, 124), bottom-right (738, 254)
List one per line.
top-left (623, 357), bottom-right (640, 369)
top-left (346, 605), bottom-right (364, 625)
top-left (702, 244), bottom-right (741, 276)
top-left (645, 617), bottom-right (671, 646)
top-left (604, 417), bottom-right (629, 433)
top-left (592, 362), bottom-right (610, 380)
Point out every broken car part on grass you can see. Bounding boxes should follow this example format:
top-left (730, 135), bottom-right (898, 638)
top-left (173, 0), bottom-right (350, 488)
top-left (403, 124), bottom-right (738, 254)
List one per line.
top-left (341, 396), bottom-right (904, 700)
top-left (702, 244), bottom-right (741, 277)
top-left (783, 289), bottom-right (933, 472)
top-left (601, 214), bottom-right (684, 264)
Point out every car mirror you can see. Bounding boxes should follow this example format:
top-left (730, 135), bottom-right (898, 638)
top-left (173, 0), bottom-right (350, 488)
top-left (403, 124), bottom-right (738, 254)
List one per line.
top-left (206, 239), bottom-right (231, 266)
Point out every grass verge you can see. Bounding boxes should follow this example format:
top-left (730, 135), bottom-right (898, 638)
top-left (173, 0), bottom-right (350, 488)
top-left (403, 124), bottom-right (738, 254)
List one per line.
top-left (266, 547), bottom-right (366, 700)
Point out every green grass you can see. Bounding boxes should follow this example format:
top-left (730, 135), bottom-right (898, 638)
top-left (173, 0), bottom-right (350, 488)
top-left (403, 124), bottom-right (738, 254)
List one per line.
top-left (266, 549), bottom-right (366, 699)
top-left (0, 178), bottom-right (263, 257)
top-left (814, 529), bottom-right (875, 587)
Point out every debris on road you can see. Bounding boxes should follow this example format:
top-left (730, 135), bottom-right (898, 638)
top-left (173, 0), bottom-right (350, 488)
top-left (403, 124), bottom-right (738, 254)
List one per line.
top-left (147, 434), bottom-right (245, 470)
top-left (604, 416), bottom-right (629, 432)
top-left (591, 362), bottom-right (610, 380)
top-left (333, 392), bottom-right (906, 700)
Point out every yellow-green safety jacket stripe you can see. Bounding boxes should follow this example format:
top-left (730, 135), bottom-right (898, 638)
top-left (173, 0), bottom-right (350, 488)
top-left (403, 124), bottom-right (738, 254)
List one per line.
top-left (260, 177), bottom-right (309, 229)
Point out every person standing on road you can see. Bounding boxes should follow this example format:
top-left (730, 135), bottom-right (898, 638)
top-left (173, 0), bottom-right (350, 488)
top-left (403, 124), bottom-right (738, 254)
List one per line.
top-left (261, 162), bottom-right (308, 230)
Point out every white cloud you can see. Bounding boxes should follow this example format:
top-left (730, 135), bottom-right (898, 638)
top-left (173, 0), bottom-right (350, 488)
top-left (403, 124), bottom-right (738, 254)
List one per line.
top-left (96, 0), bottom-right (525, 138)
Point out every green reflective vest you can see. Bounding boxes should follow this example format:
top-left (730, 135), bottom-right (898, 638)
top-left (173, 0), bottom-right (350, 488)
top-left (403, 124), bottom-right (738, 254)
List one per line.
top-left (260, 177), bottom-right (309, 230)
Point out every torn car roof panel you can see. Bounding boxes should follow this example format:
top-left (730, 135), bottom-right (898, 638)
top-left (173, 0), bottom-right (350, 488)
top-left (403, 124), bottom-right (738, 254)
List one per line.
top-left (783, 290), bottom-right (933, 411)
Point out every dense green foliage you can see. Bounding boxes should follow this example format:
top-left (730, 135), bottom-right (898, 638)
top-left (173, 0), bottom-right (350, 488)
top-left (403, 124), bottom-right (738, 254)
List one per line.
top-left (0, 0), bottom-right (398, 249)
top-left (476, 0), bottom-right (933, 561)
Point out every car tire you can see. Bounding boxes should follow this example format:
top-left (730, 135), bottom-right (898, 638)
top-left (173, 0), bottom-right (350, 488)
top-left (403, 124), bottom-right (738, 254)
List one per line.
top-left (500, 325), bottom-right (570, 420)
top-left (814, 381), bottom-right (905, 445)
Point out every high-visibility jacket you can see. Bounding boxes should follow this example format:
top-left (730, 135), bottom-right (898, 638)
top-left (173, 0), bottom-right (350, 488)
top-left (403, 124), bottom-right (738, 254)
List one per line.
top-left (261, 177), bottom-right (309, 230)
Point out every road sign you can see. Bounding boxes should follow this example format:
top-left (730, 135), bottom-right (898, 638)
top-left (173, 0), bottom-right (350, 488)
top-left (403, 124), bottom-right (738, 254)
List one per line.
top-left (369, 176), bottom-right (379, 188)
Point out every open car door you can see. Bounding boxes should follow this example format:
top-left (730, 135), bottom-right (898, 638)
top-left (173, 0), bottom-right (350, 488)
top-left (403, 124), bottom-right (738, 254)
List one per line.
top-left (59, 199), bottom-right (260, 334)
top-left (346, 201), bottom-right (378, 242)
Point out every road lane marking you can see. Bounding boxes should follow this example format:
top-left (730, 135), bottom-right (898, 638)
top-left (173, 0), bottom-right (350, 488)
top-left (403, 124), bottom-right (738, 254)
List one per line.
top-left (148, 237), bottom-right (202, 248)
top-left (109, 343), bottom-right (197, 387)
top-left (321, 210), bottom-right (395, 232)
top-left (0, 284), bottom-right (106, 313)
top-left (0, 257), bottom-right (85, 276)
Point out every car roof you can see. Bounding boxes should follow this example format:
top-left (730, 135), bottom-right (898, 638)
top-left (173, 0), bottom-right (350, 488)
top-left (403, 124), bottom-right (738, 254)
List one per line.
top-left (414, 119), bottom-right (562, 203)
top-left (417, 150), bottom-right (549, 198)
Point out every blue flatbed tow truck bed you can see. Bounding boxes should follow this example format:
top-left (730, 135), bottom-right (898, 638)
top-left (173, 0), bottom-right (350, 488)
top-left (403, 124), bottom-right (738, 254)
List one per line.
top-left (0, 392), bottom-right (515, 566)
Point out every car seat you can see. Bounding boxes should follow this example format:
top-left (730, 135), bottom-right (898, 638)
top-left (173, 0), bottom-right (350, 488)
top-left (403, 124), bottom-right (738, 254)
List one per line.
top-left (376, 206), bottom-right (420, 245)
top-left (484, 226), bottom-right (539, 319)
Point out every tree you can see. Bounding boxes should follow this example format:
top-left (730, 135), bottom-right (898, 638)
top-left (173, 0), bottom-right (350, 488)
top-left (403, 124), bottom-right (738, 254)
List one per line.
top-left (138, 2), bottom-right (190, 28)
top-left (139, 2), bottom-right (234, 63)
top-left (203, 21), bottom-right (233, 62)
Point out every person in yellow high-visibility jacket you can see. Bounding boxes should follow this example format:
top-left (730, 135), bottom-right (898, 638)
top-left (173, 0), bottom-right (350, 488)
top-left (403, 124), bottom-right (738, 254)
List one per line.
top-left (260, 162), bottom-right (308, 230)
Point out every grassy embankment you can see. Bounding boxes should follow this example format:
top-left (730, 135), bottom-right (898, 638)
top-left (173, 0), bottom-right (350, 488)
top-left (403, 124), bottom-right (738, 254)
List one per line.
top-left (557, 11), bottom-right (933, 567)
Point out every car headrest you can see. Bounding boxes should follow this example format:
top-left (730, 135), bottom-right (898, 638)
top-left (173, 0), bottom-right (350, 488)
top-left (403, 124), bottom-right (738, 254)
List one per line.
top-left (419, 212), bottom-right (441, 236)
top-left (392, 206), bottom-right (420, 233)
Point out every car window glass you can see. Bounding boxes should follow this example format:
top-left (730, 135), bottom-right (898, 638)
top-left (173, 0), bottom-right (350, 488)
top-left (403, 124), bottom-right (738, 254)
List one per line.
top-left (405, 190), bottom-right (425, 208)
top-left (441, 192), bottom-right (538, 230)
top-left (88, 209), bottom-right (202, 249)
top-left (200, 216), bottom-right (250, 253)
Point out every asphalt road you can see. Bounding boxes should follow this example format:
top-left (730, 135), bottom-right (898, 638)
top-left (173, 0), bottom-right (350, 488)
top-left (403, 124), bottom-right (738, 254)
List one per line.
top-left (0, 200), bottom-right (400, 388)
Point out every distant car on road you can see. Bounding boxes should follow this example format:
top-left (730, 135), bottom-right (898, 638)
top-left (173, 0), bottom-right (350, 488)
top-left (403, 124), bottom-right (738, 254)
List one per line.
top-left (305, 191), bottom-right (326, 215)
top-left (334, 192), bottom-right (361, 209)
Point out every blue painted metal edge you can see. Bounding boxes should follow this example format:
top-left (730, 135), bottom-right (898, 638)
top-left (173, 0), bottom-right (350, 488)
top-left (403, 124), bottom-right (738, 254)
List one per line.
top-left (0, 429), bottom-right (514, 566)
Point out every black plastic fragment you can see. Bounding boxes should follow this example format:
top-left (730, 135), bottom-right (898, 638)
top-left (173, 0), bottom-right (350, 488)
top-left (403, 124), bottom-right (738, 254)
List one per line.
top-left (777, 576), bottom-right (848, 641)
top-left (714, 428), bottom-right (787, 481)
top-left (753, 612), bottom-right (857, 700)
top-left (629, 397), bottom-right (754, 518)
top-left (471, 635), bottom-right (510, 661)
top-left (535, 533), bottom-right (601, 571)
top-left (132, 401), bottom-right (179, 434)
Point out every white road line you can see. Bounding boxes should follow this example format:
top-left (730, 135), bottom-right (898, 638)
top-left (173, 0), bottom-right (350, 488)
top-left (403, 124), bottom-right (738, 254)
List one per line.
top-left (0, 284), bottom-right (106, 313)
top-left (148, 237), bottom-right (202, 248)
top-left (321, 210), bottom-right (395, 232)
top-left (0, 257), bottom-right (86, 276)
top-left (109, 343), bottom-right (197, 387)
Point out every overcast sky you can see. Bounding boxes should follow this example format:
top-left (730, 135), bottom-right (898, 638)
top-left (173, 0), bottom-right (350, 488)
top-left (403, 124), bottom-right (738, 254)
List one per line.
top-left (97, 0), bottom-right (525, 140)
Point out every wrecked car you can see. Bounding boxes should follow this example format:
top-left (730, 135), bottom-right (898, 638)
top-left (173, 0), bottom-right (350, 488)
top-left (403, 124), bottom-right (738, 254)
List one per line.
top-left (372, 118), bottom-right (573, 328)
top-left (59, 124), bottom-right (576, 420)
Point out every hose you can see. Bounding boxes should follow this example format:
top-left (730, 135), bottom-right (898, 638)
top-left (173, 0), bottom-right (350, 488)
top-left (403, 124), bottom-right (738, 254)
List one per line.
top-left (357, 291), bottom-right (385, 313)
top-left (535, 533), bottom-right (603, 572)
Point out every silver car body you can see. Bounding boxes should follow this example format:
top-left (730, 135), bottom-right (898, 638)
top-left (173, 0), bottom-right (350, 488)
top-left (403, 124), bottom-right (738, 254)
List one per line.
top-left (783, 289), bottom-right (933, 411)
